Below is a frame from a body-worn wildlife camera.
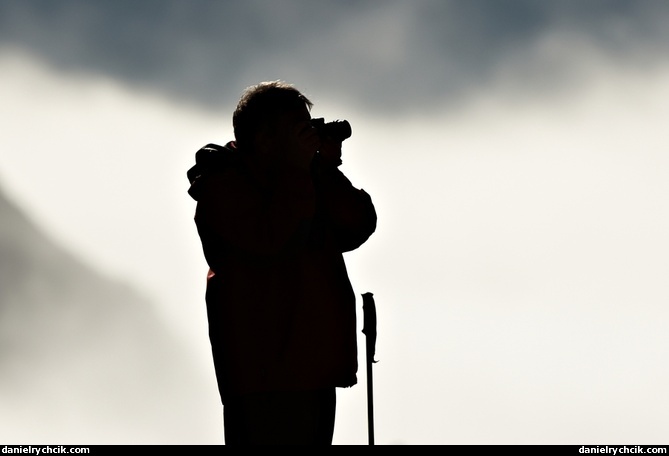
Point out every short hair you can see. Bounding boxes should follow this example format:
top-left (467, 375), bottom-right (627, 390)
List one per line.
top-left (232, 81), bottom-right (313, 148)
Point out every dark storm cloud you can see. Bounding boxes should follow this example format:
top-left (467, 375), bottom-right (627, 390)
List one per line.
top-left (1, 0), bottom-right (668, 114)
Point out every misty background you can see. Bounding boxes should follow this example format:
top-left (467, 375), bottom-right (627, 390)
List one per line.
top-left (1, 1), bottom-right (668, 445)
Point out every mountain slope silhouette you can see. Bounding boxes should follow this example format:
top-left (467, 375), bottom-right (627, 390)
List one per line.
top-left (0, 183), bottom-right (217, 444)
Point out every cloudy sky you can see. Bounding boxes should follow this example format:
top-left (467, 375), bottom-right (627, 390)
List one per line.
top-left (1, 1), bottom-right (669, 445)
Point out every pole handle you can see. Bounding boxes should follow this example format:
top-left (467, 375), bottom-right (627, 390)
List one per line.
top-left (361, 292), bottom-right (377, 363)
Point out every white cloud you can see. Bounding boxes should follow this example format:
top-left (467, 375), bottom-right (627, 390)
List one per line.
top-left (1, 43), bottom-right (669, 443)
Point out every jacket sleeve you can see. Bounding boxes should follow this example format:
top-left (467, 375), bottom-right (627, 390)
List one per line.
top-left (319, 168), bottom-right (377, 252)
top-left (194, 167), bottom-right (316, 259)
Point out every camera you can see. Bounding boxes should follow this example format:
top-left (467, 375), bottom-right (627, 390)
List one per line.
top-left (310, 118), bottom-right (352, 142)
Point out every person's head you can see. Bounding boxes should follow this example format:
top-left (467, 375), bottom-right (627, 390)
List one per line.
top-left (233, 81), bottom-right (314, 151)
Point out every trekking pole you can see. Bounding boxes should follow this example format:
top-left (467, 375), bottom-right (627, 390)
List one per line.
top-left (361, 292), bottom-right (378, 445)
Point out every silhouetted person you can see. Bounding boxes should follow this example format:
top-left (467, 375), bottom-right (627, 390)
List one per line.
top-left (187, 81), bottom-right (377, 445)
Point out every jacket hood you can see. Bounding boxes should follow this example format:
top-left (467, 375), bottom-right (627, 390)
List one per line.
top-left (187, 141), bottom-right (240, 201)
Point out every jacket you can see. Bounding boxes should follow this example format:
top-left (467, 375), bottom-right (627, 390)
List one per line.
top-left (187, 141), bottom-right (377, 402)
